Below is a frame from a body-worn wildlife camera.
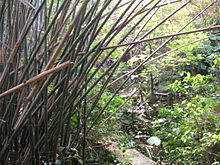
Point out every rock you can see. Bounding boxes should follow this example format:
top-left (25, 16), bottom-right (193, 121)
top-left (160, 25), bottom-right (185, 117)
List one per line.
top-left (124, 149), bottom-right (157, 165)
top-left (105, 142), bottom-right (157, 165)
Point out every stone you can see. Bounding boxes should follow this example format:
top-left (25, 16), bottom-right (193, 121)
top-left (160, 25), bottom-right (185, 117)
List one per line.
top-left (124, 149), bottom-right (157, 165)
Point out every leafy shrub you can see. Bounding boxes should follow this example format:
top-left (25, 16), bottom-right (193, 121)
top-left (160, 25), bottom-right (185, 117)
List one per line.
top-left (154, 73), bottom-right (220, 164)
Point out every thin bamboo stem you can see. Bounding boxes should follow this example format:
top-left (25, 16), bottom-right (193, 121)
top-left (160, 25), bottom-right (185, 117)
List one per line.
top-left (101, 24), bottom-right (220, 50)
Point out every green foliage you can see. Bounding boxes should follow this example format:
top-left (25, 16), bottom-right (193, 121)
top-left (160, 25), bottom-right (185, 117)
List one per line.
top-left (169, 73), bottom-right (212, 97)
top-left (153, 72), bottom-right (220, 164)
top-left (155, 98), bottom-right (220, 164)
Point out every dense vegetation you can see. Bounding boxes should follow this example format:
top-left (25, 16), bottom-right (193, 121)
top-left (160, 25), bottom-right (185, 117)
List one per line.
top-left (0, 0), bottom-right (219, 164)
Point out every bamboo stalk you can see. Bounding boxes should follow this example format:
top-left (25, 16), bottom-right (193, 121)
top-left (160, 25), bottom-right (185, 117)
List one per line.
top-left (0, 61), bottom-right (73, 99)
top-left (18, 0), bottom-right (36, 9)
top-left (86, 32), bottom-right (220, 104)
top-left (101, 23), bottom-right (220, 50)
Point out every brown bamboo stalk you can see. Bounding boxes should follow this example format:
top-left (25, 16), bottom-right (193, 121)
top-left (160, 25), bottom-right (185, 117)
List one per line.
top-left (26, 0), bottom-right (91, 101)
top-left (0, 47), bottom-right (3, 78)
top-left (0, 11), bottom-right (34, 88)
top-left (87, 32), bottom-right (220, 102)
top-left (18, 0), bottom-right (36, 9)
top-left (77, 24), bottom-right (220, 56)
top-left (112, 32), bottom-right (220, 84)
top-left (44, 0), bottom-right (91, 71)
top-left (100, 25), bottom-right (220, 50)
top-left (37, 1), bottom-right (79, 61)
top-left (144, 33), bottom-right (220, 65)
top-left (0, 61), bottom-right (73, 99)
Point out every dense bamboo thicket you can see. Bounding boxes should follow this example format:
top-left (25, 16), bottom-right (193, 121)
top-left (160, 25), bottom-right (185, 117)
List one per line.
top-left (0, 0), bottom-right (219, 164)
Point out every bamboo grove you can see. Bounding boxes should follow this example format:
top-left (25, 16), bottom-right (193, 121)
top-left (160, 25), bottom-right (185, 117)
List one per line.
top-left (0, 0), bottom-right (219, 164)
